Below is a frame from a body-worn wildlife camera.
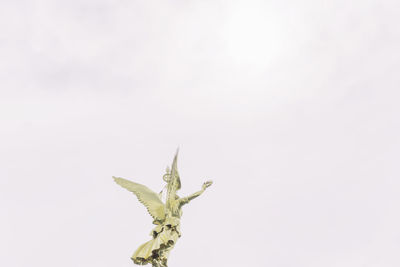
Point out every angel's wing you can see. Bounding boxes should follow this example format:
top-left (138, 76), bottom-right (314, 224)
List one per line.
top-left (113, 176), bottom-right (166, 222)
top-left (166, 150), bottom-right (180, 209)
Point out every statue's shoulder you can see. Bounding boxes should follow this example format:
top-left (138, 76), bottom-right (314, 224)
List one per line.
top-left (179, 196), bottom-right (189, 205)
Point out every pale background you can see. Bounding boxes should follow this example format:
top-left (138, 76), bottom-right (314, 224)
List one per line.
top-left (1, 0), bottom-right (400, 266)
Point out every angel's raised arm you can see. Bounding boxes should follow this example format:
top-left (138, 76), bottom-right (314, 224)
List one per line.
top-left (180, 180), bottom-right (213, 206)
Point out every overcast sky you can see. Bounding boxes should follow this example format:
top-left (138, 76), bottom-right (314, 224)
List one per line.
top-left (1, 0), bottom-right (400, 267)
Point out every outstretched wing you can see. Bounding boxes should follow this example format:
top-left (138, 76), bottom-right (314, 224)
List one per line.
top-left (113, 176), bottom-right (166, 222)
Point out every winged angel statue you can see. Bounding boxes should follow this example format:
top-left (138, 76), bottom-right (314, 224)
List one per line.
top-left (113, 151), bottom-right (213, 267)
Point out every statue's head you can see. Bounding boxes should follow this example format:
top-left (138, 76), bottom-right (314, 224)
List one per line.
top-left (174, 172), bottom-right (181, 191)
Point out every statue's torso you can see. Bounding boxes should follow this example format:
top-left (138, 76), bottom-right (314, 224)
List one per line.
top-left (150, 197), bottom-right (185, 238)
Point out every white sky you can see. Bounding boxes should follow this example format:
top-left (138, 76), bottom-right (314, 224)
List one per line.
top-left (1, 0), bottom-right (400, 266)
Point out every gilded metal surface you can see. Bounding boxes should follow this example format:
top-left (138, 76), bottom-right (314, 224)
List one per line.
top-left (113, 150), bottom-right (213, 267)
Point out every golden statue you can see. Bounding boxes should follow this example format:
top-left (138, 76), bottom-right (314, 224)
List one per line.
top-left (113, 150), bottom-right (213, 267)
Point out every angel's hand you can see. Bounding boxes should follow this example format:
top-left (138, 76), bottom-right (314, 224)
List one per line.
top-left (202, 180), bottom-right (213, 190)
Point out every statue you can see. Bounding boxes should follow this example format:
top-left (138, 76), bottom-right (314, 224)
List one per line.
top-left (113, 150), bottom-right (213, 267)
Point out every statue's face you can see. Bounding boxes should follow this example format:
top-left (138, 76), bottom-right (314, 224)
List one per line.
top-left (164, 172), bottom-right (181, 191)
top-left (175, 177), bottom-right (181, 191)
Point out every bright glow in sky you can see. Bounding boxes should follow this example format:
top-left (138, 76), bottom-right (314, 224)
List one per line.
top-left (224, 1), bottom-right (286, 67)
